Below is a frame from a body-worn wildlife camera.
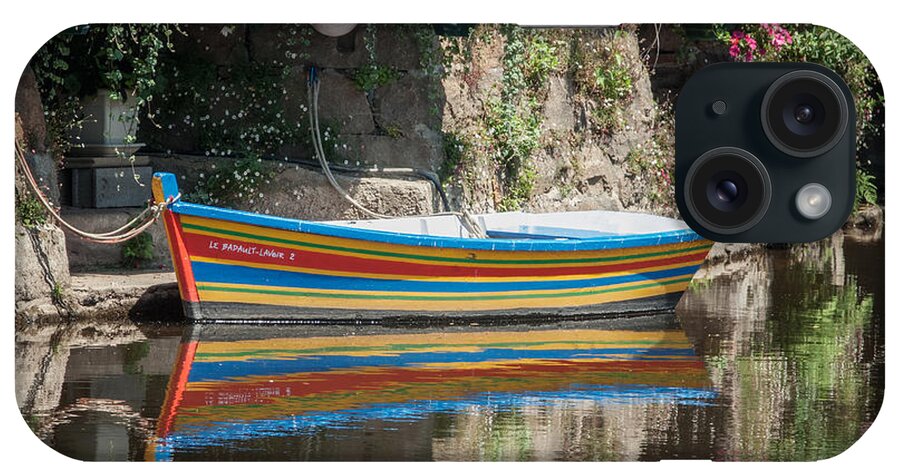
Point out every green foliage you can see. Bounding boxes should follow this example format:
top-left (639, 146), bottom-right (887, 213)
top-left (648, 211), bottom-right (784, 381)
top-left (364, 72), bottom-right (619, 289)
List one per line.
top-left (521, 34), bottom-right (560, 91)
top-left (31, 24), bottom-right (179, 155)
top-left (352, 63), bottom-right (399, 92)
top-left (187, 155), bottom-right (275, 207)
top-left (569, 28), bottom-right (639, 133)
top-left (855, 168), bottom-right (878, 209)
top-left (484, 98), bottom-right (540, 211)
top-left (409, 25), bottom-right (446, 117)
top-left (478, 26), bottom-right (554, 211)
top-left (121, 232), bottom-right (154, 268)
top-left (51, 282), bottom-right (64, 302)
top-left (353, 24), bottom-right (399, 93)
top-left (15, 193), bottom-right (47, 229)
top-left (150, 58), bottom-right (307, 159)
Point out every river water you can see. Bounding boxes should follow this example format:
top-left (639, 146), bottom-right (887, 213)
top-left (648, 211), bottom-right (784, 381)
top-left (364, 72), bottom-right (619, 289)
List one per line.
top-left (15, 233), bottom-right (884, 461)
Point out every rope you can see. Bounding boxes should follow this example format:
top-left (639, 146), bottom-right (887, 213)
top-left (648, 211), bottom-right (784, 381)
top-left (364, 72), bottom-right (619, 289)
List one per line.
top-left (306, 67), bottom-right (488, 238)
top-left (15, 142), bottom-right (173, 244)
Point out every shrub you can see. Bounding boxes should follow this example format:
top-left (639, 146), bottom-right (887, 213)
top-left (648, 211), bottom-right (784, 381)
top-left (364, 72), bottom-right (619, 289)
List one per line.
top-left (121, 232), bottom-right (154, 268)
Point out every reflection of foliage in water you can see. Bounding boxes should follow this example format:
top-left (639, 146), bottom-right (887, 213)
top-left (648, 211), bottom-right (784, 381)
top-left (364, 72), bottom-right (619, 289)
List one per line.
top-left (484, 409), bottom-right (534, 461)
top-left (735, 240), bottom-right (876, 460)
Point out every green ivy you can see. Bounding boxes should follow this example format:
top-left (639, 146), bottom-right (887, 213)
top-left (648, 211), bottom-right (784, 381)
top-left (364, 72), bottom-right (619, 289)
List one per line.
top-left (482, 26), bottom-right (553, 211)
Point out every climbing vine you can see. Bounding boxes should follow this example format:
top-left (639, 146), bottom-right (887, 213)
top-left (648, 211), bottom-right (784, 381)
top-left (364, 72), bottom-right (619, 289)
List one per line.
top-left (482, 26), bottom-right (560, 211)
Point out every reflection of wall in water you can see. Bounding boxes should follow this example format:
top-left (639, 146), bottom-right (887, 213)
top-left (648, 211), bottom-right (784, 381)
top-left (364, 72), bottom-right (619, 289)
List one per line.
top-left (15, 323), bottom-right (181, 461)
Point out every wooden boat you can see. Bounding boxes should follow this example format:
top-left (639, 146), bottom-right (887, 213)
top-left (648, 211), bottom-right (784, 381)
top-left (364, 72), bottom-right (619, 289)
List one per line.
top-left (152, 172), bottom-right (712, 321)
top-left (148, 320), bottom-right (714, 460)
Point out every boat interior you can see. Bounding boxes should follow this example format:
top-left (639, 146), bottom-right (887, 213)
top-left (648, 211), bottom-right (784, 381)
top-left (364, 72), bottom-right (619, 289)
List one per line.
top-left (327, 210), bottom-right (691, 240)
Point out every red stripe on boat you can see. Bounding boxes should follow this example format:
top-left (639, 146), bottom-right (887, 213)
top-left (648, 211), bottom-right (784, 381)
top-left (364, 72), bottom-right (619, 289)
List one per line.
top-left (165, 212), bottom-right (200, 302)
top-left (182, 232), bottom-right (707, 278)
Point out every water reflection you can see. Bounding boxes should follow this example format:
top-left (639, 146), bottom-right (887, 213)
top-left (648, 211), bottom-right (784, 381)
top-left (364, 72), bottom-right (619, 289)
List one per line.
top-left (150, 319), bottom-right (713, 460)
top-left (15, 234), bottom-right (883, 461)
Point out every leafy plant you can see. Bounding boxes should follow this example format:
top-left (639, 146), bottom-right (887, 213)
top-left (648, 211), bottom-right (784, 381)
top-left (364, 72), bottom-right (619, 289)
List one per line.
top-left (51, 283), bottom-right (64, 302)
top-left (121, 231), bottom-right (154, 268)
top-left (352, 63), bottom-right (399, 92)
top-left (521, 33), bottom-right (560, 91)
top-left (15, 193), bottom-right (47, 229)
top-left (352, 24), bottom-right (399, 92)
top-left (855, 168), bottom-right (878, 209)
top-left (31, 24), bottom-right (180, 156)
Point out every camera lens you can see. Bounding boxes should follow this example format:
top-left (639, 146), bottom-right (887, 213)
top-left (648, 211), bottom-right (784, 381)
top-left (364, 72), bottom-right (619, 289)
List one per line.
top-left (716, 180), bottom-right (739, 203)
top-left (761, 70), bottom-right (849, 158)
top-left (684, 147), bottom-right (771, 235)
top-left (794, 104), bottom-right (815, 124)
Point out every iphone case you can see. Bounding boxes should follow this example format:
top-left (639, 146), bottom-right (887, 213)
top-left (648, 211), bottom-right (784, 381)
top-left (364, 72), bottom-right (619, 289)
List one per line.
top-left (14, 23), bottom-right (884, 461)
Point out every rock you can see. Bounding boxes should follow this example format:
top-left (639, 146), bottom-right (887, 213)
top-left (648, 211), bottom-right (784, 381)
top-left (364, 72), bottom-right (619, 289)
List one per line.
top-left (59, 208), bottom-right (169, 270)
top-left (374, 26), bottom-right (424, 71)
top-left (15, 67), bottom-right (48, 153)
top-left (316, 69), bottom-right (376, 134)
top-left (843, 204), bottom-right (884, 242)
top-left (336, 134), bottom-right (443, 170)
top-left (541, 75), bottom-right (576, 131)
top-left (373, 74), bottom-right (442, 133)
top-left (15, 224), bottom-right (71, 302)
top-left (174, 24), bottom-right (250, 65)
top-left (252, 164), bottom-right (437, 220)
top-left (16, 70), bottom-right (61, 205)
top-left (304, 27), bottom-right (368, 69)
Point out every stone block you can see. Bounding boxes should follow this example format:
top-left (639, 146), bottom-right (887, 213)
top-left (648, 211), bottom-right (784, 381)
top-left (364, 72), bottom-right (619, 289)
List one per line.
top-left (15, 224), bottom-right (70, 302)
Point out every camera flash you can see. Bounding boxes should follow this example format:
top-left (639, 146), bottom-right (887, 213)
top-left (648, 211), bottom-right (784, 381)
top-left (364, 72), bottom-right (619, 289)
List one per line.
top-left (795, 183), bottom-right (832, 220)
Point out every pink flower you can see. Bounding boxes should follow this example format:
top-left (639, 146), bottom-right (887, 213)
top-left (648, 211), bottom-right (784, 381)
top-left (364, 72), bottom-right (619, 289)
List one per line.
top-left (746, 36), bottom-right (758, 50)
top-left (745, 51), bottom-right (754, 61)
top-left (732, 30), bottom-right (745, 40)
top-left (729, 44), bottom-right (741, 58)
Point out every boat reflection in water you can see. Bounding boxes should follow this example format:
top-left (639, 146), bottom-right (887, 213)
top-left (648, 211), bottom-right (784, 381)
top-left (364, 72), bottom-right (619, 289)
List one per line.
top-left (149, 317), bottom-right (714, 460)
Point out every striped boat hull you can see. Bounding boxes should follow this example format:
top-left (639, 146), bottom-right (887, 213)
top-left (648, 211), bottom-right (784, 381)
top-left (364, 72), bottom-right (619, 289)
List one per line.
top-left (152, 173), bottom-right (712, 321)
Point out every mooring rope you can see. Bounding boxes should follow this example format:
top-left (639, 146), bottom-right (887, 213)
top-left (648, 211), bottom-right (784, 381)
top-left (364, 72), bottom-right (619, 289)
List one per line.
top-left (306, 67), bottom-right (488, 238)
top-left (15, 142), bottom-right (174, 244)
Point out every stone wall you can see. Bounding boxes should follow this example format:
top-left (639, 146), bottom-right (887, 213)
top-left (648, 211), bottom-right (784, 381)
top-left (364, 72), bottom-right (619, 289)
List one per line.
top-left (141, 25), bottom-right (445, 172)
top-left (139, 25), bottom-right (675, 221)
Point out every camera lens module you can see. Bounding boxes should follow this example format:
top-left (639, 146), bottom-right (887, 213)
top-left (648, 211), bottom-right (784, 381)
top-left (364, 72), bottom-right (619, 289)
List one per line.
top-left (761, 70), bottom-right (849, 158)
top-left (683, 147), bottom-right (772, 235)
